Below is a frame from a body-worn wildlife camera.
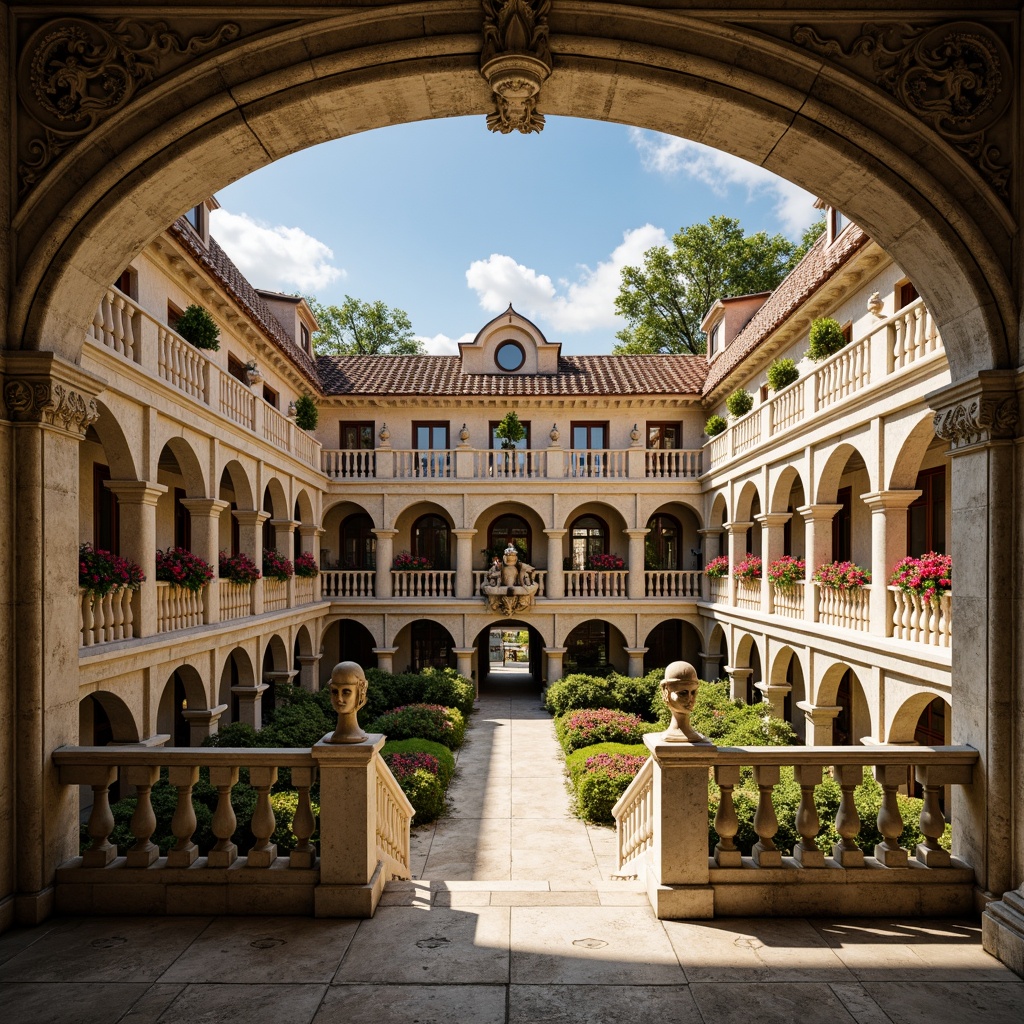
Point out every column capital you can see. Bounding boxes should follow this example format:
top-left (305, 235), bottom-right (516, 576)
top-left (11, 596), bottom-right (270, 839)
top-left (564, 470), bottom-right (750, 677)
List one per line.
top-left (451, 528), bottom-right (477, 539)
top-left (451, 646), bottom-right (476, 656)
top-left (233, 509), bottom-right (270, 527)
top-left (624, 646), bottom-right (649, 656)
top-left (182, 703), bottom-right (228, 724)
top-left (179, 497), bottom-right (229, 518)
top-left (543, 646), bottom-right (568, 656)
top-left (232, 683), bottom-right (269, 699)
top-left (371, 528), bottom-right (398, 539)
top-left (371, 646), bottom-right (399, 656)
top-left (297, 653), bottom-right (323, 665)
top-left (928, 368), bottom-right (1018, 453)
top-left (264, 670), bottom-right (298, 684)
top-left (2, 351), bottom-right (105, 437)
top-left (105, 480), bottom-right (168, 506)
top-left (298, 524), bottom-right (325, 538)
top-left (269, 518), bottom-right (298, 532)
top-left (698, 527), bottom-right (724, 536)
top-left (795, 503), bottom-right (843, 523)
top-left (859, 489), bottom-right (922, 512)
top-left (626, 528), bottom-right (651, 539)
top-left (723, 520), bottom-right (753, 535)
top-left (754, 512), bottom-right (792, 527)
top-left (796, 700), bottom-right (841, 723)
top-left (544, 528), bottom-right (567, 539)
top-left (723, 665), bottom-right (752, 678)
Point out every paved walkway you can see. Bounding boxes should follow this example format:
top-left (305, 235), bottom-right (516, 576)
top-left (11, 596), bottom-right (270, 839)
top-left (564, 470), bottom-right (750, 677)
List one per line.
top-left (1, 674), bottom-right (1021, 1023)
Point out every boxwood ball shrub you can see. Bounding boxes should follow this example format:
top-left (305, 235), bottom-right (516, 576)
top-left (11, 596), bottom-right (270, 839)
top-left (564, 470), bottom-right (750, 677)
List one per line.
top-left (766, 357), bottom-right (800, 392)
top-left (704, 414), bottom-right (727, 437)
top-left (386, 762), bottom-right (445, 825)
top-left (369, 703), bottom-right (466, 749)
top-left (175, 303), bottom-right (220, 350)
top-left (808, 317), bottom-right (847, 361)
top-left (726, 387), bottom-right (753, 417)
top-left (556, 708), bottom-right (649, 753)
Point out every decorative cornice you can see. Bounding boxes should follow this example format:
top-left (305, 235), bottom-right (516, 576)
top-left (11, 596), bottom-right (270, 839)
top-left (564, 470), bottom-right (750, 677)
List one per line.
top-left (480, 1), bottom-right (552, 135)
top-left (2, 354), bottom-right (105, 437)
top-left (791, 20), bottom-right (1012, 199)
top-left (933, 396), bottom-right (1018, 449)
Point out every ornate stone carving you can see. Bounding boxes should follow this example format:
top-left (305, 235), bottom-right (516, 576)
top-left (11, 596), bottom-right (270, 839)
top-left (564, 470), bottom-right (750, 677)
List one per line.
top-left (3, 378), bottom-right (100, 436)
top-left (17, 17), bottom-right (240, 197)
top-left (481, 544), bottom-right (540, 615)
top-left (480, 1), bottom-right (552, 135)
top-left (660, 662), bottom-right (712, 745)
top-left (933, 397), bottom-right (1018, 449)
top-left (792, 22), bottom-right (1012, 197)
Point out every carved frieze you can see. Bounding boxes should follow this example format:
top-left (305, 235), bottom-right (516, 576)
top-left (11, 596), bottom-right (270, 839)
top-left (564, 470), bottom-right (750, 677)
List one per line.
top-left (480, 1), bottom-right (553, 135)
top-left (3, 379), bottom-right (100, 436)
top-left (933, 397), bottom-right (1018, 449)
top-left (791, 21), bottom-right (1013, 198)
top-left (16, 17), bottom-right (240, 198)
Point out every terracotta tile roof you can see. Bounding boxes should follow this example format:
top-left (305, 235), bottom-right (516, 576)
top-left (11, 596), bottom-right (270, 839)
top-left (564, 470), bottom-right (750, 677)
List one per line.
top-left (168, 219), bottom-right (322, 390)
top-left (702, 224), bottom-right (870, 396)
top-left (316, 354), bottom-right (707, 397)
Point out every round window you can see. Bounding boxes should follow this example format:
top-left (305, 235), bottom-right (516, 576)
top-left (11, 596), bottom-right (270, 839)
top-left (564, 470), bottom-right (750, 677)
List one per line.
top-left (495, 340), bottom-right (525, 372)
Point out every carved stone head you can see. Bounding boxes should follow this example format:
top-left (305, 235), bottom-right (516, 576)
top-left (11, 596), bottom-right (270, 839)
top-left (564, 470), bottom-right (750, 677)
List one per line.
top-left (326, 661), bottom-right (369, 744)
top-left (660, 660), bottom-right (710, 744)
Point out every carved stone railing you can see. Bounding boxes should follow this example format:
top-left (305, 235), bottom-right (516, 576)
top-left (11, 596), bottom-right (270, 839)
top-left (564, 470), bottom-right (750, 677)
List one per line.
top-left (772, 582), bottom-right (804, 619)
top-left (392, 570), bottom-right (455, 598)
top-left (472, 569), bottom-right (546, 597)
top-left (734, 579), bottom-right (761, 610)
top-left (646, 449), bottom-right (702, 478)
top-left (322, 570), bottom-right (375, 599)
top-left (53, 733), bottom-right (412, 918)
top-left (566, 448), bottom-right (628, 478)
top-left (393, 449), bottom-right (452, 479)
top-left (644, 570), bottom-right (702, 599)
top-left (218, 581), bottom-right (252, 621)
top-left (473, 448), bottom-right (547, 478)
top-left (733, 413), bottom-right (761, 454)
top-left (294, 576), bottom-right (317, 606)
top-left (769, 384), bottom-right (803, 434)
top-left (707, 576), bottom-right (728, 603)
top-left (79, 587), bottom-right (135, 647)
top-left (817, 336), bottom-right (870, 411)
top-left (156, 582), bottom-right (204, 632)
top-left (263, 578), bottom-right (288, 612)
top-left (159, 324), bottom-right (210, 403)
top-left (819, 585), bottom-right (871, 631)
top-left (322, 449), bottom-right (376, 479)
top-left (565, 570), bottom-right (628, 598)
top-left (613, 737), bottom-right (978, 919)
top-left (263, 400), bottom-right (291, 450)
top-left (90, 286), bottom-right (142, 363)
top-left (890, 588), bottom-right (951, 647)
top-left (219, 372), bottom-right (255, 430)
top-left (890, 301), bottom-right (940, 371)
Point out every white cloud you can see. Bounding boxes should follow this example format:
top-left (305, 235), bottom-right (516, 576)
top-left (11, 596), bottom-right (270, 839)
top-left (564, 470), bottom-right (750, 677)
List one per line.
top-left (465, 224), bottom-right (667, 333)
top-left (628, 128), bottom-right (818, 236)
top-left (209, 208), bottom-right (345, 292)
top-left (416, 332), bottom-right (474, 356)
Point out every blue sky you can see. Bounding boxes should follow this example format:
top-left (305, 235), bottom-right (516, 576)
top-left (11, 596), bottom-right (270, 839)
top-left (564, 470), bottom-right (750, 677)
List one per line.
top-left (212, 115), bottom-right (817, 355)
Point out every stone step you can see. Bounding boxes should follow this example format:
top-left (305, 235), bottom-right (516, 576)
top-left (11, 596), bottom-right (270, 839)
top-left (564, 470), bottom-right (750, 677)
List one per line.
top-left (381, 878), bottom-right (649, 908)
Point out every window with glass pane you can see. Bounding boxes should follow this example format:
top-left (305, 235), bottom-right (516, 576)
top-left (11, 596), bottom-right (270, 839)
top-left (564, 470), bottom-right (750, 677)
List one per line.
top-left (489, 514), bottom-right (531, 561)
top-left (413, 422), bottom-right (450, 478)
top-left (571, 422), bottom-right (608, 477)
top-left (645, 514), bottom-right (679, 569)
top-left (412, 621), bottom-right (452, 671)
top-left (340, 422), bottom-right (375, 449)
top-left (907, 466), bottom-right (946, 555)
top-left (570, 515), bottom-right (607, 570)
top-left (565, 621), bottom-right (608, 672)
top-left (341, 513), bottom-right (376, 570)
top-left (412, 514), bottom-right (450, 569)
top-left (647, 423), bottom-right (680, 449)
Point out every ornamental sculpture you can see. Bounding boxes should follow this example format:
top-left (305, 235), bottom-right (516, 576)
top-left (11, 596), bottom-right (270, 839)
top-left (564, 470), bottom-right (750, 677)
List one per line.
top-left (660, 661), bottom-right (712, 745)
top-left (325, 661), bottom-right (369, 744)
top-left (933, 396), bottom-right (1018, 449)
top-left (480, 0), bottom-right (552, 134)
top-left (481, 544), bottom-right (540, 615)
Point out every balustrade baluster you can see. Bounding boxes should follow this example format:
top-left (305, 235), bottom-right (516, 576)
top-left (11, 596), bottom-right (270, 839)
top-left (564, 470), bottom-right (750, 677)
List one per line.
top-left (713, 765), bottom-right (742, 866)
top-left (166, 765), bottom-right (200, 867)
top-left (832, 764), bottom-right (865, 866)
top-left (873, 764), bottom-right (908, 866)
top-left (81, 767), bottom-right (118, 867)
top-left (81, 592), bottom-right (95, 646)
top-left (751, 764), bottom-right (782, 866)
top-left (914, 765), bottom-right (952, 867)
top-left (247, 765), bottom-right (279, 867)
top-left (289, 766), bottom-right (317, 868)
top-left (208, 766), bottom-right (240, 866)
top-left (793, 764), bottom-right (825, 867)
top-left (123, 765), bottom-right (161, 867)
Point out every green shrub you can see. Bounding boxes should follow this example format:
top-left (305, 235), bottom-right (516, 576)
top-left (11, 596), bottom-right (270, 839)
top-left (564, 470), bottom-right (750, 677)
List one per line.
top-left (556, 708), bottom-right (650, 753)
top-left (651, 680), bottom-right (797, 746)
top-left (421, 667), bottom-right (476, 719)
top-left (391, 768), bottom-right (445, 825)
top-left (382, 738), bottom-right (456, 788)
top-left (294, 394), bottom-right (319, 431)
top-left (204, 722), bottom-right (259, 748)
top-left (611, 670), bottom-right (664, 719)
top-left (726, 388), bottom-right (753, 417)
top-left (766, 358), bottom-right (799, 391)
top-left (269, 790), bottom-right (320, 852)
top-left (175, 304), bottom-right (220, 350)
top-left (359, 667), bottom-right (475, 724)
top-left (565, 742), bottom-right (650, 823)
top-left (808, 317), bottom-right (847, 361)
top-left (369, 704), bottom-right (466, 749)
top-left (704, 414), bottom-right (727, 437)
top-left (544, 673), bottom-right (617, 716)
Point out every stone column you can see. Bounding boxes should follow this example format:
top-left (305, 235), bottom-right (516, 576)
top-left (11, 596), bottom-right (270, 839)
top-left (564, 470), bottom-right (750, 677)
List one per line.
top-left (233, 510), bottom-right (270, 615)
top-left (180, 498), bottom-right (229, 624)
top-left (106, 481), bottom-right (168, 637)
top-left (723, 521), bottom-right (752, 606)
top-left (797, 702), bottom-right (841, 746)
top-left (624, 647), bottom-right (648, 678)
top-left (797, 504), bottom-right (843, 622)
top-left (270, 519), bottom-right (298, 606)
top-left (755, 512), bottom-right (791, 612)
top-left (373, 529), bottom-right (398, 599)
top-left (698, 527), bottom-right (725, 562)
top-left (544, 529), bottom-right (566, 599)
top-left (182, 704), bottom-right (228, 746)
top-left (373, 646), bottom-right (399, 674)
top-left (626, 528), bottom-right (650, 600)
top-left (297, 653), bottom-right (323, 692)
top-left (859, 490), bottom-right (920, 636)
top-left (452, 528), bottom-right (477, 599)
top-left (452, 647), bottom-right (476, 694)
top-left (754, 679), bottom-right (791, 718)
top-left (5, 354), bottom-right (104, 924)
top-left (544, 646), bottom-right (567, 684)
top-left (699, 651), bottom-right (723, 681)
top-left (724, 665), bottom-right (752, 703)
top-left (298, 523), bottom-right (322, 560)
top-left (232, 682), bottom-right (269, 729)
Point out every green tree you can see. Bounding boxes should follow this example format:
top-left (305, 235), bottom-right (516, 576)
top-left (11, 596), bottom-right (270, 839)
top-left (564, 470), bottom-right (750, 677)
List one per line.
top-left (305, 295), bottom-right (424, 355)
top-left (612, 215), bottom-right (823, 356)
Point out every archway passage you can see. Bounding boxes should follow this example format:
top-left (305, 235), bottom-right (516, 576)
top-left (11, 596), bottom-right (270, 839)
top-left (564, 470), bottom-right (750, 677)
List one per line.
top-left (475, 621), bottom-right (544, 694)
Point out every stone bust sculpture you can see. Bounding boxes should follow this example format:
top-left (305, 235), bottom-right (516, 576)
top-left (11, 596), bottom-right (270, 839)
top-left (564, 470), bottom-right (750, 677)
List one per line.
top-left (482, 543), bottom-right (539, 615)
top-left (326, 661), bottom-right (369, 744)
top-left (660, 661), bottom-right (711, 744)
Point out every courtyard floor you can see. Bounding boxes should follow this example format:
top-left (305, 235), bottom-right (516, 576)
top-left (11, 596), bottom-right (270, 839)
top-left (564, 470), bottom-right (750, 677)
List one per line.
top-left (1, 671), bottom-right (1020, 1023)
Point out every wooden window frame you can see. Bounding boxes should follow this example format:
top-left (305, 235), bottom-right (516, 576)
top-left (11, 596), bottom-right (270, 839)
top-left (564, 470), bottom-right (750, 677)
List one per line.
top-left (570, 421), bottom-right (610, 450)
top-left (646, 422), bottom-right (682, 450)
top-left (488, 419), bottom-right (532, 450)
top-left (907, 465), bottom-right (946, 556)
top-left (339, 421), bottom-right (375, 450)
top-left (412, 421), bottom-right (450, 450)
top-left (262, 383), bottom-right (279, 409)
top-left (227, 353), bottom-right (249, 386)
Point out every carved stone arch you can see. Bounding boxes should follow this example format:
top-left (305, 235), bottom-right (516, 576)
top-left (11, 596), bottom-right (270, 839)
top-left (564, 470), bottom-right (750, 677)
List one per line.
top-left (734, 481), bottom-right (761, 523)
top-left (888, 690), bottom-right (951, 744)
top-left (88, 399), bottom-right (139, 482)
top-left (79, 690), bottom-right (139, 744)
top-left (157, 435), bottom-right (207, 497)
top-left (814, 440), bottom-right (875, 504)
top-left (218, 458), bottom-right (255, 511)
top-left (887, 412), bottom-right (949, 491)
top-left (770, 466), bottom-right (806, 515)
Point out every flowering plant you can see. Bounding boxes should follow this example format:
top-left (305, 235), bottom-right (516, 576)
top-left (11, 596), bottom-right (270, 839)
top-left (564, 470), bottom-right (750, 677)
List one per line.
top-left (889, 552), bottom-right (951, 602)
top-left (767, 555), bottom-right (805, 588)
top-left (557, 708), bottom-right (647, 752)
top-left (732, 553), bottom-right (763, 581)
top-left (586, 552), bottom-right (625, 571)
top-left (155, 548), bottom-right (213, 592)
top-left (79, 544), bottom-right (145, 596)
top-left (368, 704), bottom-right (466, 749)
top-left (219, 551), bottom-right (260, 585)
top-left (704, 555), bottom-right (730, 579)
top-left (383, 751), bottom-right (441, 781)
top-left (293, 552), bottom-right (320, 578)
top-left (262, 548), bottom-right (294, 581)
top-left (813, 561), bottom-right (870, 589)
top-left (392, 551), bottom-right (432, 570)
top-left (582, 752), bottom-right (649, 780)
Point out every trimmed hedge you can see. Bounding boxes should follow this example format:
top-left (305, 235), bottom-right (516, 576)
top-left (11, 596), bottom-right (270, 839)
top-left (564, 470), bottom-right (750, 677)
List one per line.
top-left (368, 704), bottom-right (466, 749)
top-left (544, 669), bottom-right (663, 719)
top-left (565, 742), bottom-right (650, 822)
top-left (382, 738), bottom-right (456, 789)
top-left (555, 708), bottom-right (651, 753)
top-left (361, 667), bottom-right (475, 724)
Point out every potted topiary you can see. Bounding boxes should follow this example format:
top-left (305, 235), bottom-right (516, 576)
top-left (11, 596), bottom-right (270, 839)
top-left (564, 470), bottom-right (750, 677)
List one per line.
top-left (495, 410), bottom-right (526, 449)
top-left (704, 414), bottom-right (727, 437)
top-left (294, 394), bottom-right (319, 431)
top-left (766, 358), bottom-right (800, 392)
top-left (808, 317), bottom-right (847, 361)
top-left (726, 388), bottom-right (753, 418)
top-left (175, 304), bottom-right (220, 350)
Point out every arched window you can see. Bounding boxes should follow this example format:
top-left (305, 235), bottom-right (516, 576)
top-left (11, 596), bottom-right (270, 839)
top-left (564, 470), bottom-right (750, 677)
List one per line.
top-left (341, 513), bottom-right (376, 570)
top-left (412, 514), bottom-right (450, 569)
top-left (489, 514), bottom-right (531, 561)
top-left (570, 515), bottom-right (607, 570)
top-left (411, 621), bottom-right (453, 671)
top-left (645, 514), bottom-right (680, 570)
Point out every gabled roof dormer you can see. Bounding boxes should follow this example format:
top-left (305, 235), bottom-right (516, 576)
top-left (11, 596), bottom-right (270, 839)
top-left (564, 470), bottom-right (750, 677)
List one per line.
top-left (459, 305), bottom-right (560, 375)
top-left (256, 290), bottom-right (320, 356)
top-left (701, 293), bottom-right (771, 362)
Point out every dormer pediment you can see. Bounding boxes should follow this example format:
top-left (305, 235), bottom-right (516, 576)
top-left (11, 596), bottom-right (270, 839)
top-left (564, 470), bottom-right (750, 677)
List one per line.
top-left (459, 305), bottom-right (560, 375)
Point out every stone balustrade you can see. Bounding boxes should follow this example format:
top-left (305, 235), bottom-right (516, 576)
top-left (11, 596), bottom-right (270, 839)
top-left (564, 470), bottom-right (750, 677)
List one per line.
top-left (819, 585), bottom-right (872, 631)
top-left (772, 582), bottom-right (804, 619)
top-left (156, 582), bottom-right (204, 633)
top-left (392, 570), bottom-right (455, 598)
top-left (53, 735), bottom-right (413, 918)
top-left (708, 576), bottom-right (728, 603)
top-left (218, 581), bottom-right (252, 621)
top-left (612, 738), bottom-right (978, 919)
top-left (321, 570), bottom-right (376, 598)
top-left (891, 588), bottom-right (952, 647)
top-left (564, 570), bottom-right (628, 598)
top-left (79, 587), bottom-right (135, 647)
top-left (294, 576), bottom-right (316, 605)
top-left (263, 578), bottom-right (289, 612)
top-left (644, 570), bottom-right (702, 598)
top-left (734, 579), bottom-right (761, 610)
